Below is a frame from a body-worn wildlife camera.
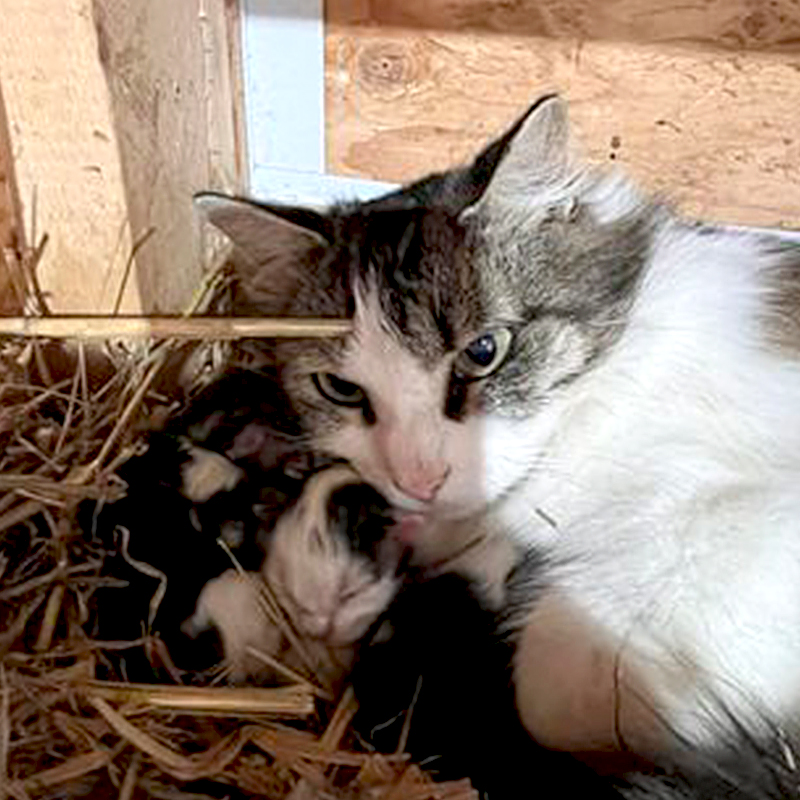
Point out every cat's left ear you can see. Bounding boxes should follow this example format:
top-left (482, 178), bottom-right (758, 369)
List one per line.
top-left (461, 95), bottom-right (573, 213)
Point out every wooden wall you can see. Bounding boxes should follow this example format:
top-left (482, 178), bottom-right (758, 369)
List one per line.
top-left (326, 0), bottom-right (800, 228)
top-left (0, 0), bottom-right (243, 314)
top-left (2, 0), bottom-right (798, 315)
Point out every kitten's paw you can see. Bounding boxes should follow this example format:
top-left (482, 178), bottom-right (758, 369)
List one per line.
top-left (179, 445), bottom-right (244, 503)
top-left (186, 568), bottom-right (282, 683)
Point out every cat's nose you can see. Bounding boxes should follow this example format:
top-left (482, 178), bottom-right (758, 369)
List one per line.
top-left (393, 465), bottom-right (450, 503)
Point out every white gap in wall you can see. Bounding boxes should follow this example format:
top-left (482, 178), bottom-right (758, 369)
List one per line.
top-left (242, 0), bottom-right (397, 207)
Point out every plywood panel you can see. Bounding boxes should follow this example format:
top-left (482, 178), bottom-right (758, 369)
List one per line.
top-left (0, 0), bottom-right (142, 313)
top-left (328, 0), bottom-right (800, 51)
top-left (325, 23), bottom-right (800, 227)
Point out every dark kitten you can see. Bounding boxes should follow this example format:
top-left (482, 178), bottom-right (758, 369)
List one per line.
top-left (351, 568), bottom-right (626, 800)
top-left (83, 368), bottom-right (313, 681)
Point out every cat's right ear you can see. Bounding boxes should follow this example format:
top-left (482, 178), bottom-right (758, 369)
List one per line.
top-left (195, 193), bottom-right (333, 311)
top-left (195, 193), bottom-right (331, 259)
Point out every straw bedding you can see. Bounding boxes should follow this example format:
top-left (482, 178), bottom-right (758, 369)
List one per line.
top-left (0, 298), bottom-right (479, 799)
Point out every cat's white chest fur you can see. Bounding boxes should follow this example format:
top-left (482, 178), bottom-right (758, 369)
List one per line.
top-left (495, 225), bottom-right (800, 749)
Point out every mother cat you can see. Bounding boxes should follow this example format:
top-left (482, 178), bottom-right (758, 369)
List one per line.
top-left (197, 96), bottom-right (800, 760)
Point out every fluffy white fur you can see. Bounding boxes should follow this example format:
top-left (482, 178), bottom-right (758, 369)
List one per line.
top-left (313, 102), bottom-right (800, 755)
top-left (500, 221), bottom-right (800, 751)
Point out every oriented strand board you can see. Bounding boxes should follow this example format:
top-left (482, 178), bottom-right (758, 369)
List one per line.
top-left (0, 0), bottom-right (242, 314)
top-left (326, 5), bottom-right (800, 227)
top-left (327, 0), bottom-right (800, 51)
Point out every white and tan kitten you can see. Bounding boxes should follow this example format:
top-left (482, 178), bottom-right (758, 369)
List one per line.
top-left (196, 96), bottom-right (800, 760)
top-left (185, 465), bottom-right (401, 688)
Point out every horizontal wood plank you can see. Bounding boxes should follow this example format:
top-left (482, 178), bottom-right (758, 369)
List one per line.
top-left (0, 316), bottom-right (351, 340)
top-left (327, 0), bottom-right (800, 52)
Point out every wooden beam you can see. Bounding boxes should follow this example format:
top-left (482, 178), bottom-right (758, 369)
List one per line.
top-left (86, 0), bottom-right (244, 312)
top-left (0, 316), bottom-right (351, 340)
top-left (326, 0), bottom-right (800, 52)
top-left (0, 80), bottom-right (25, 314)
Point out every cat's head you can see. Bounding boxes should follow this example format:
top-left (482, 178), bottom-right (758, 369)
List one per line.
top-left (197, 96), bottom-right (659, 529)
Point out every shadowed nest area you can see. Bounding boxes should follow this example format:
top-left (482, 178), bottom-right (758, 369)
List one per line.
top-left (0, 311), bottom-right (484, 800)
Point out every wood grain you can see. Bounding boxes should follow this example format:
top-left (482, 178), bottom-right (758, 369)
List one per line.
top-left (0, 316), bottom-right (351, 340)
top-left (0, 80), bottom-right (24, 314)
top-left (325, 22), bottom-right (800, 227)
top-left (327, 0), bottom-right (800, 52)
top-left (92, 0), bottom-right (243, 313)
top-left (0, 1), bottom-right (243, 314)
top-left (0, 0), bottom-right (141, 313)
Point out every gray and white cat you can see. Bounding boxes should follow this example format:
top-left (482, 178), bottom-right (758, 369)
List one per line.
top-left (196, 96), bottom-right (800, 762)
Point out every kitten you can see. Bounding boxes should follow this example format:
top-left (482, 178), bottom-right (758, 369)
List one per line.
top-left (196, 95), bottom-right (800, 761)
top-left (185, 464), bottom-right (402, 689)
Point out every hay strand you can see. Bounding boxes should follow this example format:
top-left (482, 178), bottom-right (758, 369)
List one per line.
top-left (0, 665), bottom-right (9, 800)
top-left (33, 583), bottom-right (65, 653)
top-left (117, 752), bottom-right (141, 800)
top-left (88, 696), bottom-right (202, 776)
top-left (87, 682), bottom-right (316, 716)
top-left (0, 257), bottom-right (480, 800)
top-left (0, 317), bottom-right (351, 340)
top-left (18, 750), bottom-right (112, 793)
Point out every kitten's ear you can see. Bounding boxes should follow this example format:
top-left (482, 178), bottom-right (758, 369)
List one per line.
top-left (464, 95), bottom-right (572, 210)
top-left (195, 193), bottom-right (333, 312)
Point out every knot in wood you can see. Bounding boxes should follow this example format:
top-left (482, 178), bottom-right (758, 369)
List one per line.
top-left (357, 42), bottom-right (414, 95)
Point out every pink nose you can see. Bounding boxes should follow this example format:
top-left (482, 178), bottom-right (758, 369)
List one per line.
top-left (392, 466), bottom-right (450, 502)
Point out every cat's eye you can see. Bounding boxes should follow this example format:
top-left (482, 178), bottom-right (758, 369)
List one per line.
top-left (455, 328), bottom-right (513, 379)
top-left (312, 373), bottom-right (366, 407)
